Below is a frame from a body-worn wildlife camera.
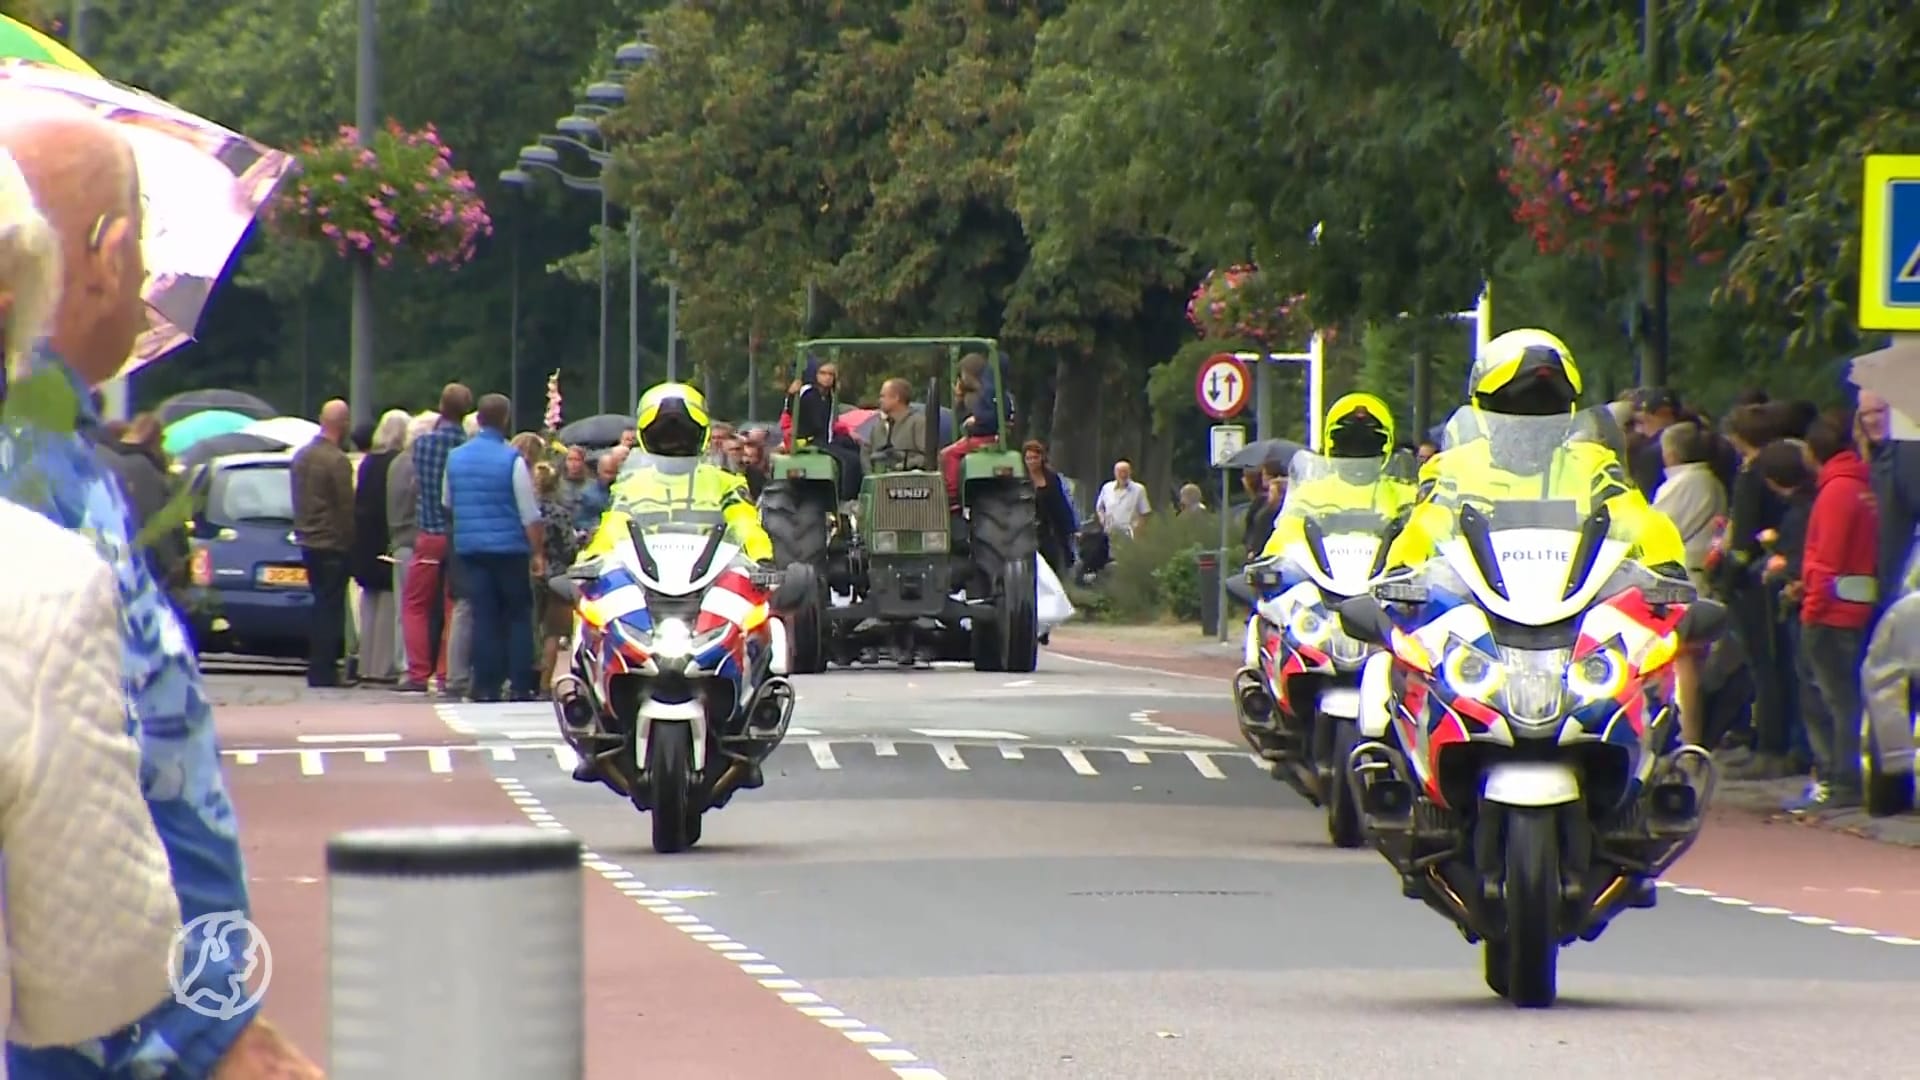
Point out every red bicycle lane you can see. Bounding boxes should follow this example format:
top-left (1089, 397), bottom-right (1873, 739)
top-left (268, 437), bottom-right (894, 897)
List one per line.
top-left (221, 699), bottom-right (898, 1078)
top-left (1049, 632), bottom-right (1920, 942)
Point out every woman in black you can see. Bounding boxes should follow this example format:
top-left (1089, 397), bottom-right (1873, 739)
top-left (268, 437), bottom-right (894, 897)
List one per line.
top-left (352, 410), bottom-right (406, 682)
top-left (1023, 439), bottom-right (1077, 576)
top-left (1715, 403), bottom-right (1790, 770)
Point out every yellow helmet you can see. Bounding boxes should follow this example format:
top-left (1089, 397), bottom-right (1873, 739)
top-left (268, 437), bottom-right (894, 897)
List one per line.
top-left (634, 382), bottom-right (711, 458)
top-left (1323, 392), bottom-right (1396, 458)
top-left (1470, 329), bottom-right (1584, 416)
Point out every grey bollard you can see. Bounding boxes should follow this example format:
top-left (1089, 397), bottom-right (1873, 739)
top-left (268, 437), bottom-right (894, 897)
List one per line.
top-left (328, 825), bottom-right (584, 1079)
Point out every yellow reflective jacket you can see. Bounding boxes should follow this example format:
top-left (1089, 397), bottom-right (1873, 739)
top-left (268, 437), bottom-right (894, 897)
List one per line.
top-left (1385, 437), bottom-right (1686, 571)
top-left (1260, 471), bottom-right (1417, 560)
top-left (583, 460), bottom-right (773, 563)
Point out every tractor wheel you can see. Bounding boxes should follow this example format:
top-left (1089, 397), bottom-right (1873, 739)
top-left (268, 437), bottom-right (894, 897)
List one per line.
top-left (759, 481), bottom-right (832, 674)
top-left (967, 482), bottom-right (1039, 674)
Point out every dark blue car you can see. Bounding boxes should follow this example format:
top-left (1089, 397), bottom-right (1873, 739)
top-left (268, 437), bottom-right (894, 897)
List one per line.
top-left (183, 451), bottom-right (313, 657)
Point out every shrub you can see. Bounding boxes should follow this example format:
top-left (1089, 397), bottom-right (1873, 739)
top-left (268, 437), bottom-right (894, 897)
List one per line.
top-left (1098, 509), bottom-right (1226, 622)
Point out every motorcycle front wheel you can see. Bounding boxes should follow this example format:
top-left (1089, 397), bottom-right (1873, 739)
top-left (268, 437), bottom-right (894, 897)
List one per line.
top-left (646, 721), bottom-right (700, 854)
top-left (1501, 808), bottom-right (1561, 1008)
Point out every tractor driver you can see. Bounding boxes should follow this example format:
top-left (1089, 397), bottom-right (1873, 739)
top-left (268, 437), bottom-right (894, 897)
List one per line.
top-left (582, 382), bottom-right (774, 565)
top-left (862, 377), bottom-right (931, 472)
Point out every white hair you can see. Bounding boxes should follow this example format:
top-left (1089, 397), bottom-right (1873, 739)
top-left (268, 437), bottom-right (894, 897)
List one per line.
top-left (462, 412), bottom-right (480, 437)
top-left (403, 410), bottom-right (437, 448)
top-left (370, 408), bottom-right (411, 453)
top-left (0, 148), bottom-right (60, 377)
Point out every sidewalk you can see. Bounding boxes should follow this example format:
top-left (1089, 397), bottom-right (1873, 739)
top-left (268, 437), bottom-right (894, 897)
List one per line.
top-left (1046, 623), bottom-right (1920, 849)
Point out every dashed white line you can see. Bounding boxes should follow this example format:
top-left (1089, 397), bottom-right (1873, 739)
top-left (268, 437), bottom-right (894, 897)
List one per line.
top-left (489, 774), bottom-right (943, 1075)
top-left (1122, 749), bottom-right (1151, 765)
top-left (1059, 748), bottom-right (1098, 776)
top-left (999, 744), bottom-right (1025, 760)
top-left (426, 747), bottom-right (453, 774)
top-left (809, 740), bottom-right (841, 770)
top-left (913, 728), bottom-right (1028, 740)
top-left (873, 740), bottom-right (899, 758)
top-left (297, 732), bottom-right (402, 744)
top-left (233, 750), bottom-right (259, 766)
top-left (298, 751), bottom-right (324, 776)
top-left (1652, 881), bottom-right (1920, 947)
top-left (1184, 751), bottom-right (1227, 780)
top-left (931, 741), bottom-right (969, 771)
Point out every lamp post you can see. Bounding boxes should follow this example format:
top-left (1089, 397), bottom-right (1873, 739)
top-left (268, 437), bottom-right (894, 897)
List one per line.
top-left (497, 168), bottom-right (529, 429)
top-left (350, 0), bottom-right (378, 429)
top-left (555, 117), bottom-right (644, 413)
top-left (519, 143), bottom-right (608, 415)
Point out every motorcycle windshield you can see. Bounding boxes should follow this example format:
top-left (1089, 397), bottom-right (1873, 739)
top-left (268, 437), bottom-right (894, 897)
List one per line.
top-left (1418, 407), bottom-right (1631, 625)
top-left (1278, 453), bottom-right (1395, 594)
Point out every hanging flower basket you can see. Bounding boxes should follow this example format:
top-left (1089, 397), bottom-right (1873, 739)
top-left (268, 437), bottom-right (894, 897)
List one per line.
top-left (1186, 265), bottom-right (1312, 345)
top-left (1502, 72), bottom-right (1735, 281)
top-left (269, 120), bottom-right (492, 269)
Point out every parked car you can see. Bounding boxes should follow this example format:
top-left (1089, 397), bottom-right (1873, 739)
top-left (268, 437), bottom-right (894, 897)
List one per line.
top-left (182, 451), bottom-right (311, 657)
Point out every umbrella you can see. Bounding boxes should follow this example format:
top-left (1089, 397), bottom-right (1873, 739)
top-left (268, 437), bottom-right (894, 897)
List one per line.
top-left (162, 409), bottom-right (253, 454)
top-left (0, 62), bottom-right (295, 375)
top-left (1222, 437), bottom-right (1304, 470)
top-left (173, 431), bottom-right (288, 471)
top-left (0, 16), bottom-right (97, 75)
top-left (556, 413), bottom-right (635, 449)
top-left (154, 388), bottom-right (278, 426)
top-left (242, 415), bottom-right (320, 447)
top-left (833, 408), bottom-right (878, 440)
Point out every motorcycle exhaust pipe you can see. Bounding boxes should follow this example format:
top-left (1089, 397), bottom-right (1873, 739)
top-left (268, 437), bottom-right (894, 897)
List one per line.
top-left (1345, 739), bottom-right (1415, 825)
top-left (1232, 667), bottom-right (1276, 730)
top-left (746, 676), bottom-right (796, 741)
top-left (550, 675), bottom-right (596, 741)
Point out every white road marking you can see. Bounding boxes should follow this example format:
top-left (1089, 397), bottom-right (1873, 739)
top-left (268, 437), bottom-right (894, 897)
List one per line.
top-left (788, 726), bottom-right (822, 736)
top-left (553, 743), bottom-right (580, 771)
top-left (489, 746), bottom-right (516, 762)
top-left (297, 732), bottom-right (401, 744)
top-left (1122, 749), bottom-right (1151, 765)
top-left (931, 741), bottom-right (969, 771)
top-left (1122, 733), bottom-right (1233, 748)
top-left (1185, 752), bottom-right (1226, 779)
top-left (999, 744), bottom-right (1024, 760)
top-left (232, 750), bottom-right (259, 766)
top-left (1651, 880), bottom-right (1919, 947)
top-left (505, 731), bottom-right (556, 740)
top-left (1059, 748), bottom-right (1098, 776)
top-left (426, 747), bottom-right (453, 774)
top-left (364, 749), bottom-right (388, 763)
top-left (1002, 679), bottom-right (1035, 688)
top-left (912, 728), bottom-right (1027, 740)
top-left (298, 751), bottom-right (324, 776)
top-left (873, 740), bottom-right (899, 757)
top-left (1050, 650), bottom-right (1217, 681)
top-left (809, 740), bottom-right (840, 770)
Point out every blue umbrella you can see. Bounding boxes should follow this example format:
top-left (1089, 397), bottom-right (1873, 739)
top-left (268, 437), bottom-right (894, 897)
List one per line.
top-left (162, 409), bottom-right (253, 454)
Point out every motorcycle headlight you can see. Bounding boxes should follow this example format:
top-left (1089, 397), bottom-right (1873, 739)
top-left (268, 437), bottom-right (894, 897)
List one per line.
top-left (1566, 648), bottom-right (1628, 701)
top-left (1441, 643), bottom-right (1506, 699)
top-left (1288, 608), bottom-right (1334, 648)
top-left (651, 617), bottom-right (696, 660)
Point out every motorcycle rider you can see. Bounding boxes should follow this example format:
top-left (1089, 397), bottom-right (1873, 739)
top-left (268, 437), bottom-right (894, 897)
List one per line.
top-left (1380, 328), bottom-right (1705, 743)
top-left (569, 382), bottom-right (777, 786)
top-left (1258, 391), bottom-right (1416, 561)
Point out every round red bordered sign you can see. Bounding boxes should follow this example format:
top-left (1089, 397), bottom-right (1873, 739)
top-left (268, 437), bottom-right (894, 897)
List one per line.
top-left (1195, 353), bottom-right (1251, 420)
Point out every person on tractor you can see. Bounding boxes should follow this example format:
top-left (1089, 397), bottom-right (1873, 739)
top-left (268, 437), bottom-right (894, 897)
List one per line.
top-left (1382, 328), bottom-right (1706, 742)
top-left (581, 382), bottom-right (773, 565)
top-left (1258, 391), bottom-right (1416, 561)
top-left (941, 352), bottom-right (1008, 509)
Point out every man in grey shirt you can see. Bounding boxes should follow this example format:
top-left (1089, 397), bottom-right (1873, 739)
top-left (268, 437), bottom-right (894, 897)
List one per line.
top-left (386, 412), bottom-right (433, 679)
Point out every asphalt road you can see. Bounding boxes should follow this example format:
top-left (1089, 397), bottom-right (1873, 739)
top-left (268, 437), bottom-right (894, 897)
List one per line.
top-left (405, 654), bottom-right (1920, 1080)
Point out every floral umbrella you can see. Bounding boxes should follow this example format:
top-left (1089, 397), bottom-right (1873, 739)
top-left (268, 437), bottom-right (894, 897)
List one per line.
top-left (0, 16), bottom-right (97, 75)
top-left (0, 61), bottom-right (294, 376)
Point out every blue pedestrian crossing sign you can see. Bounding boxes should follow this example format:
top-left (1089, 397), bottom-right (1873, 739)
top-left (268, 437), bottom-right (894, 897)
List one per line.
top-left (1860, 155), bottom-right (1920, 332)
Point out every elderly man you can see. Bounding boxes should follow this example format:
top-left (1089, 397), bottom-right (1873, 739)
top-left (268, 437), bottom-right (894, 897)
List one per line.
top-left (443, 393), bottom-right (544, 702)
top-left (0, 97), bottom-right (322, 1076)
top-left (290, 399), bottom-right (355, 687)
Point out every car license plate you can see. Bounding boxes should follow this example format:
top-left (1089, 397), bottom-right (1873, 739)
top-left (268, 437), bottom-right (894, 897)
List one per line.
top-left (258, 565), bottom-right (308, 587)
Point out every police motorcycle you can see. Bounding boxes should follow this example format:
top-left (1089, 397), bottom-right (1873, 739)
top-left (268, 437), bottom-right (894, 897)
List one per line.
top-left (1233, 449), bottom-right (1411, 848)
top-left (550, 506), bottom-right (798, 854)
top-left (1331, 409), bottom-right (1726, 1008)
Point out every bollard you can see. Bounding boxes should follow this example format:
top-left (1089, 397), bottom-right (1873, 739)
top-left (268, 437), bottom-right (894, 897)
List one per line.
top-left (328, 825), bottom-right (584, 1079)
top-left (1195, 549), bottom-right (1221, 638)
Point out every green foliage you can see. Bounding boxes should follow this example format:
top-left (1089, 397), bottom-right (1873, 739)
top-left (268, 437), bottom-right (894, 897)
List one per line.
top-left (1153, 543), bottom-right (1205, 622)
top-left (1097, 509), bottom-right (1224, 622)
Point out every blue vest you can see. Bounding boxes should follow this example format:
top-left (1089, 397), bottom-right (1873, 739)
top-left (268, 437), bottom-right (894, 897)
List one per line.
top-left (446, 429), bottom-right (529, 555)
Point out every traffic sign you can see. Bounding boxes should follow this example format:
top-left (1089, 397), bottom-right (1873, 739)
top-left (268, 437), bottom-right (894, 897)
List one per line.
top-left (1209, 425), bottom-right (1246, 469)
top-left (1196, 353), bottom-right (1250, 419)
top-left (1860, 155), bottom-right (1920, 332)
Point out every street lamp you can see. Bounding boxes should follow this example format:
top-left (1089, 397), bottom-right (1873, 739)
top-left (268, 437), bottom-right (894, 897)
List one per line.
top-left (538, 133), bottom-right (610, 166)
top-left (583, 82), bottom-right (628, 106)
top-left (553, 116), bottom-right (645, 412)
top-left (498, 167), bottom-right (531, 429)
top-left (516, 145), bottom-right (612, 415)
top-left (555, 115), bottom-right (601, 139)
top-left (615, 42), bottom-right (658, 67)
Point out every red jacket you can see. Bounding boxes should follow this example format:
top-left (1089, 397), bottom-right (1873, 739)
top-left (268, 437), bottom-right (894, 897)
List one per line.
top-left (1802, 449), bottom-right (1879, 629)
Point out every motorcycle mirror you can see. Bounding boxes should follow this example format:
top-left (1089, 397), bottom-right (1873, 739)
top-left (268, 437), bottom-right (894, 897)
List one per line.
top-left (1675, 598), bottom-right (1729, 645)
top-left (566, 559), bottom-right (602, 581)
top-left (1336, 595), bottom-right (1392, 647)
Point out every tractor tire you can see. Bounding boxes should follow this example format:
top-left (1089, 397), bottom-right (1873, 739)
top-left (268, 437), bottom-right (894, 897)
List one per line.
top-left (967, 482), bottom-right (1039, 674)
top-left (759, 480), bottom-right (832, 674)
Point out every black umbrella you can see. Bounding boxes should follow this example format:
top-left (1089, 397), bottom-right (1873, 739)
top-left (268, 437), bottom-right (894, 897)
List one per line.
top-left (155, 389), bottom-right (278, 426)
top-left (1223, 437), bottom-right (1304, 470)
top-left (174, 431), bottom-right (287, 471)
top-left (556, 413), bottom-right (634, 449)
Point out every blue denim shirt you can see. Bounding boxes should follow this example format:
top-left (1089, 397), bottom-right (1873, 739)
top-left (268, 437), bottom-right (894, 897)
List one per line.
top-left (1, 350), bottom-right (255, 1078)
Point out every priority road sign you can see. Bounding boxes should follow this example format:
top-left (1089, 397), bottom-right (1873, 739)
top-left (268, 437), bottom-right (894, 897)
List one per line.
top-left (1209, 425), bottom-right (1246, 469)
top-left (1196, 353), bottom-right (1250, 419)
top-left (1860, 155), bottom-right (1920, 333)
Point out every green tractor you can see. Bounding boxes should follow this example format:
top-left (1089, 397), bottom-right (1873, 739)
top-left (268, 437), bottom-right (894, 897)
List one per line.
top-left (757, 337), bottom-right (1040, 674)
